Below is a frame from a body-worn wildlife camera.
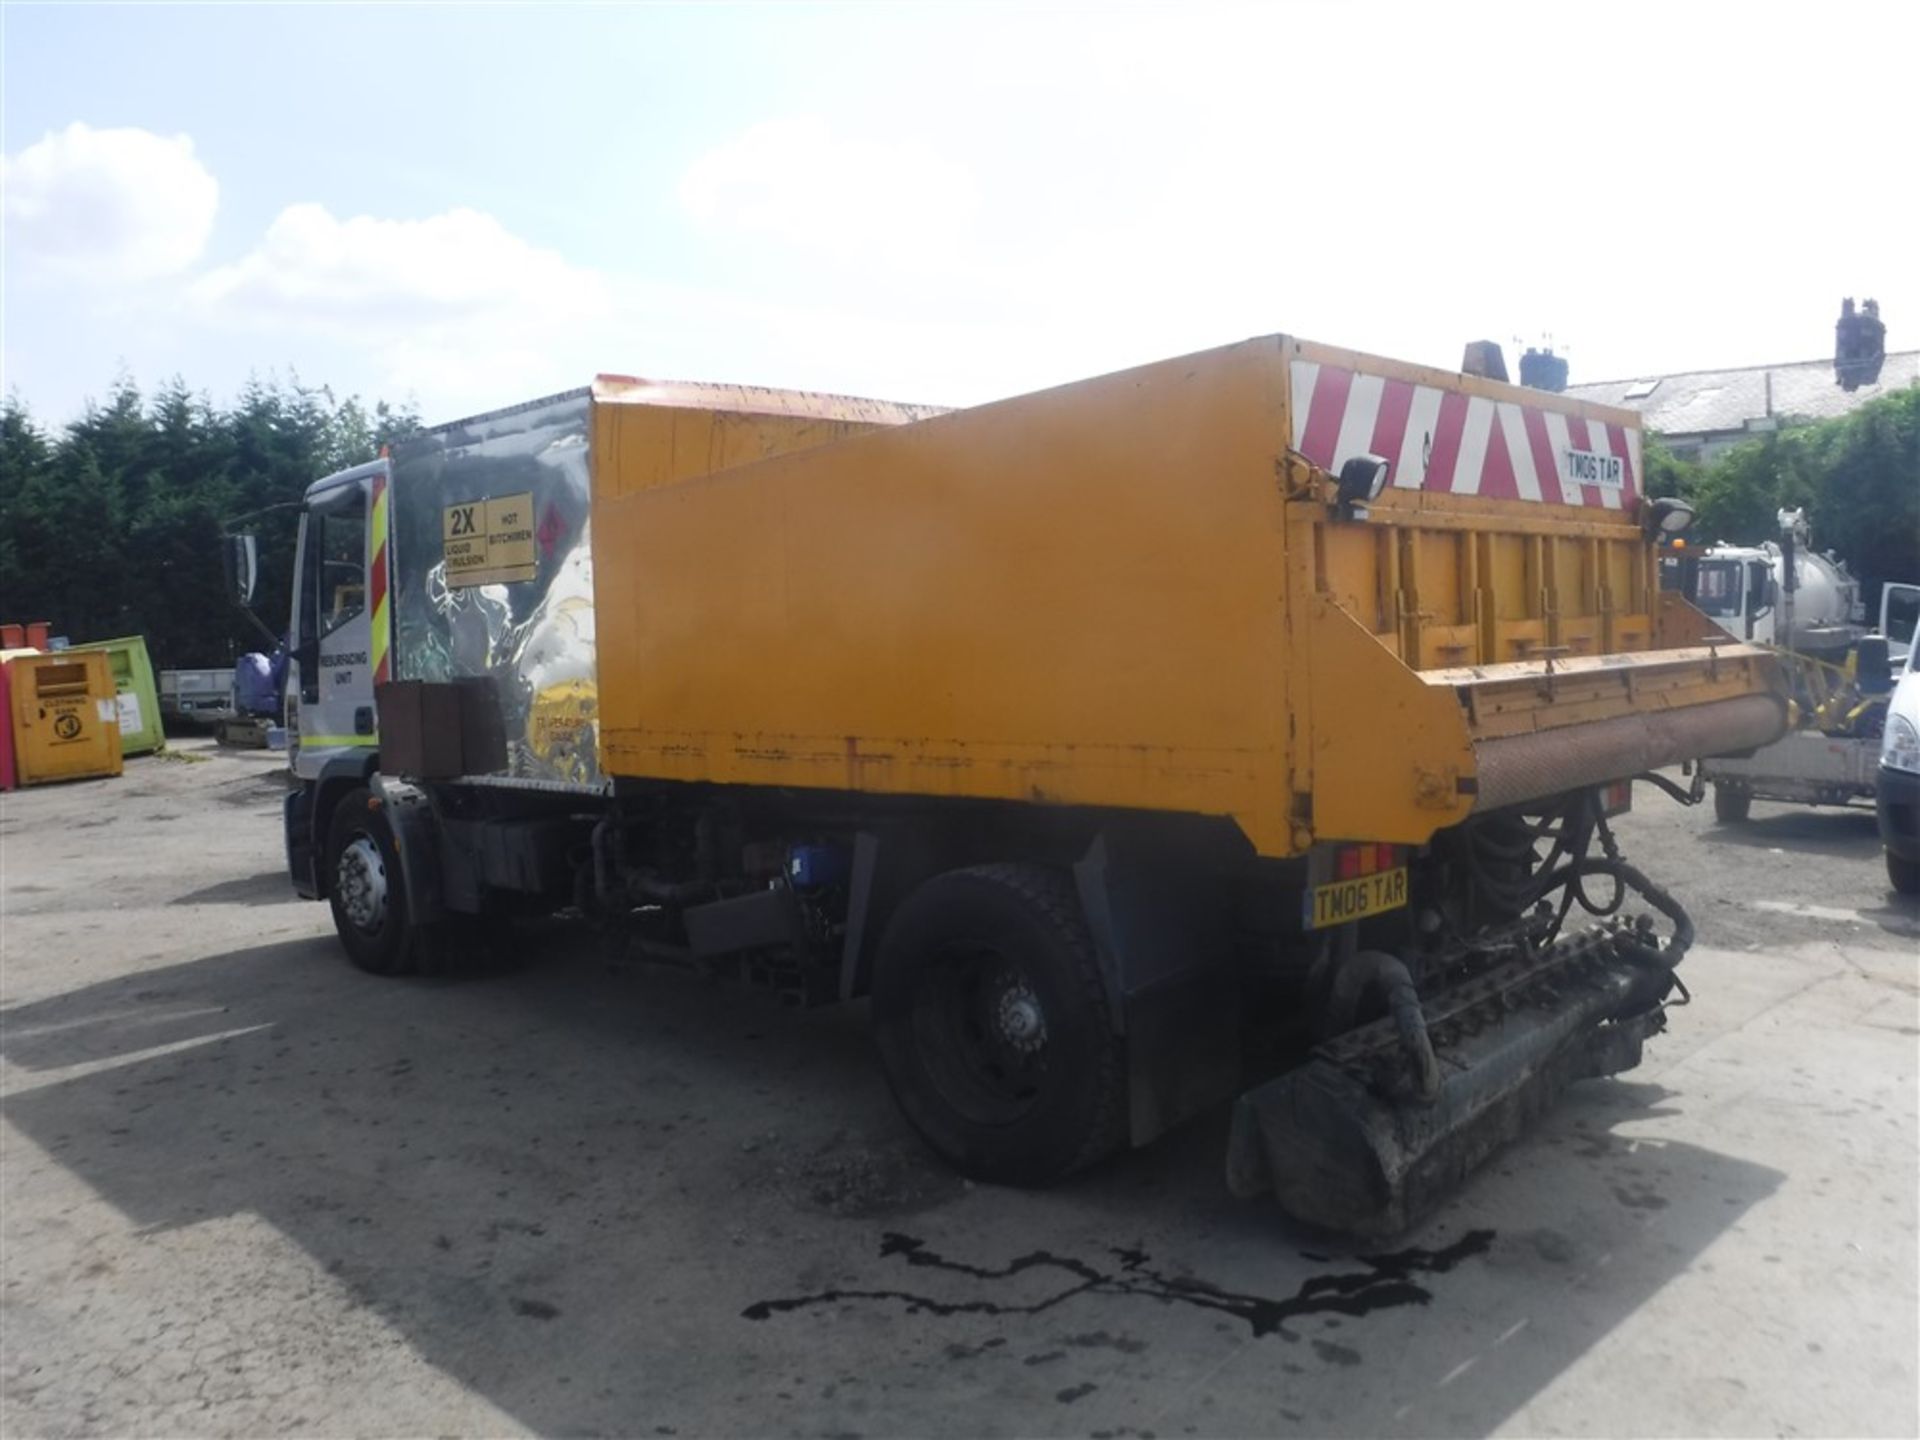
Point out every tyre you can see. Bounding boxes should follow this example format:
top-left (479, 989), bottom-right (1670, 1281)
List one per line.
top-left (1713, 784), bottom-right (1752, 824)
top-left (872, 863), bottom-right (1127, 1186)
top-left (324, 787), bottom-right (416, 975)
top-left (1889, 851), bottom-right (1920, 897)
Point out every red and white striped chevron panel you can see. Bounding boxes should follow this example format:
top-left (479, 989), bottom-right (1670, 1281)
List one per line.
top-left (1290, 360), bottom-right (1641, 510)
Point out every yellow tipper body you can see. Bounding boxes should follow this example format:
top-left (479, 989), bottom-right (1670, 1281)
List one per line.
top-left (590, 375), bottom-right (946, 492)
top-left (590, 337), bottom-right (1778, 859)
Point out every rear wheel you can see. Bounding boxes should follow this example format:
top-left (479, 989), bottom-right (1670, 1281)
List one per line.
top-left (325, 788), bottom-right (415, 974)
top-left (1713, 784), bottom-right (1752, 824)
top-left (1888, 851), bottom-right (1920, 896)
top-left (872, 864), bottom-right (1127, 1186)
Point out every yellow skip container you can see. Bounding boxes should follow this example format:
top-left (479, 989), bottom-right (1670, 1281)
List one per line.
top-left (7, 650), bottom-right (124, 785)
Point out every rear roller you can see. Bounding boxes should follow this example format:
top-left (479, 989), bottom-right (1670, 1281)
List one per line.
top-left (1229, 848), bottom-right (1694, 1236)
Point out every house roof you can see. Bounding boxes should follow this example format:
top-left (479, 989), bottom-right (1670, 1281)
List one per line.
top-left (1565, 351), bottom-right (1920, 438)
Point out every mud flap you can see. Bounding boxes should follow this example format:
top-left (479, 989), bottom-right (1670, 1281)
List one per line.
top-left (1227, 947), bottom-right (1671, 1236)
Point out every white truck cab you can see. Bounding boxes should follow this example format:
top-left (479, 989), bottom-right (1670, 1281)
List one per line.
top-left (1690, 544), bottom-right (1784, 644)
top-left (285, 462), bottom-right (387, 783)
top-left (1688, 540), bottom-right (1864, 657)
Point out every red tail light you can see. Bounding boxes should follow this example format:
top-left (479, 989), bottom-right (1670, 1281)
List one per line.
top-left (1335, 844), bottom-right (1403, 880)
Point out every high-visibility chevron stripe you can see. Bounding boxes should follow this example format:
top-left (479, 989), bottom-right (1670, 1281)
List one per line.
top-left (369, 470), bottom-right (392, 685)
top-left (1290, 360), bottom-right (1640, 508)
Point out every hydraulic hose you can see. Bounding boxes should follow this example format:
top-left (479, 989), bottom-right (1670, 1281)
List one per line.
top-left (1325, 950), bottom-right (1443, 1103)
top-left (1632, 769), bottom-right (1706, 807)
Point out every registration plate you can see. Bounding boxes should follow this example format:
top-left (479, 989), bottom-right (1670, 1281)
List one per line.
top-left (1562, 447), bottom-right (1624, 489)
top-left (1305, 868), bottom-right (1409, 929)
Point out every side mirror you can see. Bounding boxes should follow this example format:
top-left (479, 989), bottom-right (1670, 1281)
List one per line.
top-left (226, 533), bottom-right (259, 606)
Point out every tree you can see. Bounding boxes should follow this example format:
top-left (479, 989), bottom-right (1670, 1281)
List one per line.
top-left (0, 400), bottom-right (59, 627)
top-left (26, 444), bottom-right (130, 642)
top-left (1670, 388), bottom-right (1920, 610)
top-left (1640, 432), bottom-right (1701, 501)
top-left (1, 376), bottom-right (421, 665)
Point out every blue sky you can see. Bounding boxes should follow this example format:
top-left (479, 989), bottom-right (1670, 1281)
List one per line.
top-left (5, 2), bottom-right (1916, 426)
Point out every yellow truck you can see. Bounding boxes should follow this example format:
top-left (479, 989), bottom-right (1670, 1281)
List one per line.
top-left (254, 337), bottom-right (1783, 1234)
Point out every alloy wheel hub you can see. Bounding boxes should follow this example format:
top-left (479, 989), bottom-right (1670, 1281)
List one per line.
top-left (337, 836), bottom-right (388, 932)
top-left (995, 982), bottom-right (1047, 1053)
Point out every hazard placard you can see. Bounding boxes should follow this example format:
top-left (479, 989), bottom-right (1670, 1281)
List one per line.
top-left (444, 491), bottom-right (537, 587)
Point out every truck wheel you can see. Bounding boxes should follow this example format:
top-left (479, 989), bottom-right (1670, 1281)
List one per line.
top-left (1889, 852), bottom-right (1920, 896)
top-left (872, 864), bottom-right (1127, 1186)
top-left (324, 788), bottom-right (415, 975)
top-left (1713, 784), bottom-right (1752, 824)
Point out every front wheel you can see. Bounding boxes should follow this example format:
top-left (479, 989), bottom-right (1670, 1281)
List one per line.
top-left (872, 863), bottom-right (1127, 1187)
top-left (1713, 784), bottom-right (1752, 824)
top-left (325, 788), bottom-right (415, 974)
top-left (1888, 851), bottom-right (1920, 897)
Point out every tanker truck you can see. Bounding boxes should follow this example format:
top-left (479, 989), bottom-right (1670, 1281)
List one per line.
top-left (1678, 510), bottom-right (1917, 821)
top-left (1681, 508), bottom-right (1867, 658)
top-left (240, 336), bottom-right (1785, 1235)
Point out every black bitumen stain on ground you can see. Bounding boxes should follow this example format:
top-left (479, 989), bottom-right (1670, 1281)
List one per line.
top-left (741, 1229), bottom-right (1495, 1340)
top-left (1056, 1382), bottom-right (1097, 1404)
top-left (1066, 1329), bottom-right (1147, 1354)
top-left (512, 1297), bottom-right (561, 1320)
top-left (1310, 1337), bottom-right (1361, 1366)
top-left (1611, 1185), bottom-right (1671, 1211)
top-left (944, 1337), bottom-right (1007, 1360)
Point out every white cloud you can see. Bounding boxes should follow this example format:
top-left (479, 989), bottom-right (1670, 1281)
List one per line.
top-left (1, 122), bottom-right (218, 281)
top-left (179, 199), bottom-right (1016, 419)
top-left (189, 204), bottom-right (613, 412)
top-left (679, 116), bottom-right (979, 266)
top-left (193, 203), bottom-right (605, 330)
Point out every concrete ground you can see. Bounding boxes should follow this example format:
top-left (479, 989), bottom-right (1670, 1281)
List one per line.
top-left (2, 739), bottom-right (1915, 1438)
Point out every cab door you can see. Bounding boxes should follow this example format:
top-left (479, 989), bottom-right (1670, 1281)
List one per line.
top-left (1746, 560), bottom-right (1776, 644)
top-left (1882, 582), bottom-right (1920, 674)
top-left (289, 473), bottom-right (378, 780)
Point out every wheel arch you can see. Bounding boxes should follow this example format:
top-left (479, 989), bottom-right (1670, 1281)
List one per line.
top-left (853, 810), bottom-right (1252, 1152)
top-left (870, 860), bottom-right (1128, 1185)
top-left (367, 773), bottom-right (444, 929)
